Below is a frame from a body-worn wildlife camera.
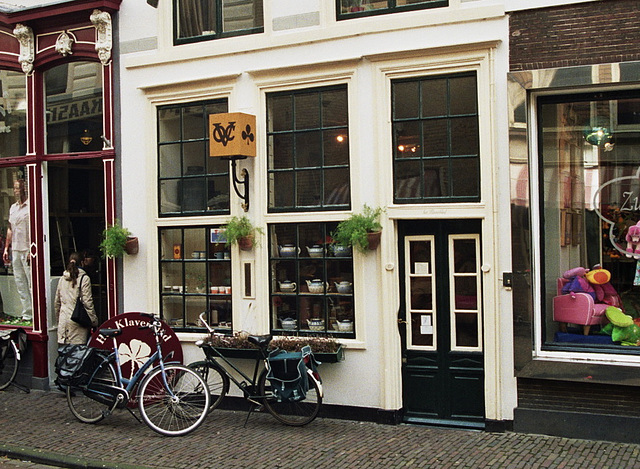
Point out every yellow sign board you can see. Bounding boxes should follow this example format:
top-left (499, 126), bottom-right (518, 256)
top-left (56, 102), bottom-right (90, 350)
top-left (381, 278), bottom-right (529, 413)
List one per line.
top-left (209, 112), bottom-right (257, 159)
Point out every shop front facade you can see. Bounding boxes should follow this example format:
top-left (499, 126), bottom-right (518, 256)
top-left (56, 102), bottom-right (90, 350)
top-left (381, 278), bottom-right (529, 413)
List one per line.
top-left (508, 0), bottom-right (640, 442)
top-left (118, 0), bottom-right (515, 427)
top-left (0, 0), bottom-right (122, 389)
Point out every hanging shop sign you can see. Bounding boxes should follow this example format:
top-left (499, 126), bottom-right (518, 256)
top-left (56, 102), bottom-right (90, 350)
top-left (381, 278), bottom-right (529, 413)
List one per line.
top-left (209, 112), bottom-right (256, 159)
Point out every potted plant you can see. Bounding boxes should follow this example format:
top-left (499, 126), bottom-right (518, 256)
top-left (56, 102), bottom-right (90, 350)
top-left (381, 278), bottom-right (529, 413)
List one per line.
top-left (331, 204), bottom-right (384, 253)
top-left (221, 215), bottom-right (264, 251)
top-left (99, 221), bottom-right (138, 258)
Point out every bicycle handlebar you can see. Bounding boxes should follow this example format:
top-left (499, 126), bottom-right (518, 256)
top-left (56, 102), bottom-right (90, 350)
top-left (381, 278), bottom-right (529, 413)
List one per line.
top-left (198, 312), bottom-right (215, 334)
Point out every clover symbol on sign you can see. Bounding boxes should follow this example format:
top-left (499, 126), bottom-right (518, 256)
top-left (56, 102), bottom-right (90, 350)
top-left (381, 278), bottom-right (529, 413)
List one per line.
top-left (242, 125), bottom-right (254, 145)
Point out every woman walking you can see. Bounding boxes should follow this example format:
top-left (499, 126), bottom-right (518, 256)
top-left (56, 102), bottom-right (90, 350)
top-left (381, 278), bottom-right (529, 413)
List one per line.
top-left (55, 251), bottom-right (98, 345)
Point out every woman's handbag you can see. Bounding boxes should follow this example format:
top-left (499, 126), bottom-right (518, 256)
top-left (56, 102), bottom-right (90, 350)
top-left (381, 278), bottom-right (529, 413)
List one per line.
top-left (70, 275), bottom-right (92, 328)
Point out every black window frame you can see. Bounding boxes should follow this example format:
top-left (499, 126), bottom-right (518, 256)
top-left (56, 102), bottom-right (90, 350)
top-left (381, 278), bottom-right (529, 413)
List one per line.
top-left (266, 84), bottom-right (351, 213)
top-left (269, 222), bottom-right (356, 338)
top-left (391, 72), bottom-right (480, 204)
top-left (157, 99), bottom-right (230, 217)
top-left (174, 0), bottom-right (264, 45)
top-left (159, 225), bottom-right (233, 331)
top-left (336, 0), bottom-right (448, 20)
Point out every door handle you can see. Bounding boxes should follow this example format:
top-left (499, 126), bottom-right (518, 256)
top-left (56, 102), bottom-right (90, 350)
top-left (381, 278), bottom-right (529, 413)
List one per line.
top-left (398, 318), bottom-right (407, 324)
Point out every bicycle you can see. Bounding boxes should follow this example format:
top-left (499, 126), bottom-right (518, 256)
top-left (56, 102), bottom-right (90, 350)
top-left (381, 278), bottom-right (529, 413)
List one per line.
top-left (0, 328), bottom-right (29, 393)
top-left (65, 313), bottom-right (210, 436)
top-left (189, 312), bottom-right (323, 427)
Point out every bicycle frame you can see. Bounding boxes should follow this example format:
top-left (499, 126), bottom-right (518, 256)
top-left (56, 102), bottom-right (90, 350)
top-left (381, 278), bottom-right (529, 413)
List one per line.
top-left (201, 344), bottom-right (268, 399)
top-left (87, 324), bottom-right (179, 406)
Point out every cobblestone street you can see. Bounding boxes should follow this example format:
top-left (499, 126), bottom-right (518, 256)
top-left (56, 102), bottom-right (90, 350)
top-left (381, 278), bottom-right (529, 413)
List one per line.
top-left (1, 389), bottom-right (640, 468)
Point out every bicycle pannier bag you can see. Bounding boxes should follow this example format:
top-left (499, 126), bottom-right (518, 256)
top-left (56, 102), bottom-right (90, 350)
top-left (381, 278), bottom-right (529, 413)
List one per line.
top-left (266, 350), bottom-right (309, 402)
top-left (70, 275), bottom-right (93, 328)
top-left (55, 344), bottom-right (97, 387)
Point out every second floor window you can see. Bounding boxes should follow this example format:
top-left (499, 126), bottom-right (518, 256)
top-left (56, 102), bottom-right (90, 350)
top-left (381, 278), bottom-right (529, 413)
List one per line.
top-left (392, 73), bottom-right (479, 203)
top-left (158, 100), bottom-right (229, 216)
top-left (338, 0), bottom-right (447, 18)
top-left (267, 85), bottom-right (350, 212)
top-left (175, 0), bottom-right (264, 44)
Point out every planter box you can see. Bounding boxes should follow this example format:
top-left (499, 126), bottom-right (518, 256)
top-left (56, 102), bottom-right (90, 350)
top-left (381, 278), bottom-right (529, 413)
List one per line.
top-left (213, 345), bottom-right (345, 362)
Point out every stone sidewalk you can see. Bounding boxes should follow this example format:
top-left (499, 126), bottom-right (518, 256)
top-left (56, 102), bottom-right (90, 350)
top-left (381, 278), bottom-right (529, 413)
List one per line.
top-left (1, 388), bottom-right (640, 469)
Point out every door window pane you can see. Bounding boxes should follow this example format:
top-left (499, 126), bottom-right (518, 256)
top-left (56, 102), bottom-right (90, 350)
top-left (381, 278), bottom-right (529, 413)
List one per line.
top-left (45, 62), bottom-right (103, 154)
top-left (406, 237), bottom-right (436, 350)
top-left (450, 235), bottom-right (481, 351)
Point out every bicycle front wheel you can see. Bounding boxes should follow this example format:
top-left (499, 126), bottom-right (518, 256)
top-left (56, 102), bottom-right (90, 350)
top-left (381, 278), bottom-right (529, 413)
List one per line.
top-left (258, 368), bottom-right (322, 426)
top-left (187, 361), bottom-right (229, 411)
top-left (138, 364), bottom-right (210, 436)
top-left (67, 361), bottom-right (118, 424)
top-left (0, 340), bottom-right (18, 390)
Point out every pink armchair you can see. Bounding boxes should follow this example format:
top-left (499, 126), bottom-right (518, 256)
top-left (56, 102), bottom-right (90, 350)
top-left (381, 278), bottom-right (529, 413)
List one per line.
top-left (553, 278), bottom-right (608, 335)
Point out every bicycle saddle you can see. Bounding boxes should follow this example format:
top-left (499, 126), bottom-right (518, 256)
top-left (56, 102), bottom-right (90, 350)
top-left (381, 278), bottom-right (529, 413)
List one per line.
top-left (99, 328), bottom-right (123, 338)
top-left (248, 335), bottom-right (272, 348)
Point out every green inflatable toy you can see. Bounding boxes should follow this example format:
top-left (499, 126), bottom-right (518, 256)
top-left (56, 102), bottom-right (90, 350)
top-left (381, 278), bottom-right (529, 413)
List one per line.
top-left (601, 306), bottom-right (640, 346)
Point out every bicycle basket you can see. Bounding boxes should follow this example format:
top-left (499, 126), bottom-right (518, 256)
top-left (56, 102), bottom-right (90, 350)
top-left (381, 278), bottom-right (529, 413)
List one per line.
top-left (55, 344), bottom-right (99, 387)
top-left (266, 349), bottom-right (309, 403)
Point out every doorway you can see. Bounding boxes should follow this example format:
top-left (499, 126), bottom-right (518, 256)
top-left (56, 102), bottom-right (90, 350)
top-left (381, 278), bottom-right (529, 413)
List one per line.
top-left (398, 219), bottom-right (485, 428)
top-left (47, 159), bottom-right (107, 325)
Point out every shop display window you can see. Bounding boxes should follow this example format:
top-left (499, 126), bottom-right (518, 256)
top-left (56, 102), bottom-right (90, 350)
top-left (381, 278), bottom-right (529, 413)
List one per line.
top-left (158, 100), bottom-right (230, 216)
top-left (0, 70), bottom-right (26, 158)
top-left (44, 62), bottom-right (103, 154)
top-left (269, 222), bottom-right (355, 338)
top-left (392, 73), bottom-right (479, 204)
top-left (337, 0), bottom-right (447, 19)
top-left (159, 226), bottom-right (232, 330)
top-left (175, 0), bottom-right (263, 44)
top-left (266, 85), bottom-right (350, 212)
top-left (538, 90), bottom-right (640, 351)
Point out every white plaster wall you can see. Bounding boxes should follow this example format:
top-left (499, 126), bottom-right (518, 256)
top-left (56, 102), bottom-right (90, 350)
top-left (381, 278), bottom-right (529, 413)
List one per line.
top-left (116, 1), bottom-right (513, 416)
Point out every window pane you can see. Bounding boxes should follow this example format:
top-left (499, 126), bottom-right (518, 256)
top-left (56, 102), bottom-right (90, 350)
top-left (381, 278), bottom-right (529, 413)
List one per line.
top-left (455, 313), bottom-right (478, 347)
top-left (158, 100), bottom-right (229, 216)
top-left (295, 93), bottom-right (320, 130)
top-left (322, 89), bottom-right (348, 127)
top-left (393, 81), bottom-right (419, 119)
top-left (411, 277), bottom-right (432, 310)
top-left (453, 238), bottom-right (477, 273)
top-left (421, 78), bottom-right (447, 117)
top-left (267, 85), bottom-right (350, 211)
top-left (222, 0), bottom-right (263, 33)
top-left (160, 226), bottom-right (233, 330)
top-left (538, 91), bottom-right (640, 350)
top-left (45, 62), bottom-right (103, 154)
top-left (393, 73), bottom-right (479, 203)
top-left (422, 119), bottom-right (448, 157)
top-left (269, 222), bottom-right (353, 337)
top-left (0, 70), bottom-right (26, 158)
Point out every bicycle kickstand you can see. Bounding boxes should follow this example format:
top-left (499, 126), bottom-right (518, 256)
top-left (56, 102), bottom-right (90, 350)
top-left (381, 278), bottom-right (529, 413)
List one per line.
top-left (126, 406), bottom-right (142, 424)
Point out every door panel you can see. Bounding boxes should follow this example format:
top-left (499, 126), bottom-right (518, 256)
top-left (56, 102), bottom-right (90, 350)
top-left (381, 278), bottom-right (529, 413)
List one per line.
top-left (399, 219), bottom-right (484, 427)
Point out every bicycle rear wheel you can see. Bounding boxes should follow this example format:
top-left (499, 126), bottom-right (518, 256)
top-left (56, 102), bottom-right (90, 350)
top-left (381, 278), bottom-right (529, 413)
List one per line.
top-left (187, 361), bottom-right (229, 411)
top-left (138, 364), bottom-right (210, 436)
top-left (0, 340), bottom-right (18, 390)
top-left (67, 361), bottom-right (118, 424)
top-left (258, 368), bottom-right (322, 426)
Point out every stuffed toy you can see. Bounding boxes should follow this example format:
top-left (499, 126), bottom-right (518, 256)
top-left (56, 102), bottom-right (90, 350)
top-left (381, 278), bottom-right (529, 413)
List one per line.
top-left (585, 267), bottom-right (622, 309)
top-left (626, 221), bottom-right (640, 257)
top-left (561, 267), bottom-right (596, 300)
top-left (601, 306), bottom-right (640, 345)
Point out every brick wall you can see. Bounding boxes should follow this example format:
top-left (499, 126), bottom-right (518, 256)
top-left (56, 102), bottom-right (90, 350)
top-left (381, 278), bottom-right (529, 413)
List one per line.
top-left (510, 0), bottom-right (640, 71)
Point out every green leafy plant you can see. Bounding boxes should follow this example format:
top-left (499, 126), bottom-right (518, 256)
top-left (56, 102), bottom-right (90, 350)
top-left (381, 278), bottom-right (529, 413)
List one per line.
top-left (221, 216), bottom-right (264, 249)
top-left (99, 221), bottom-right (133, 258)
top-left (331, 204), bottom-right (384, 253)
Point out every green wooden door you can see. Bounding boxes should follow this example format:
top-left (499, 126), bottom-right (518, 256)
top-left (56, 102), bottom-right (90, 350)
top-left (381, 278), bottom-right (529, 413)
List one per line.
top-left (398, 220), bottom-right (485, 428)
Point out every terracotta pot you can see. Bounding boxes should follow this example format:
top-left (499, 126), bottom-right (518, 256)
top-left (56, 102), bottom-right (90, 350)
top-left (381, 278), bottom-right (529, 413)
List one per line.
top-left (238, 235), bottom-right (254, 251)
top-left (125, 236), bottom-right (139, 255)
top-left (367, 231), bottom-right (381, 250)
